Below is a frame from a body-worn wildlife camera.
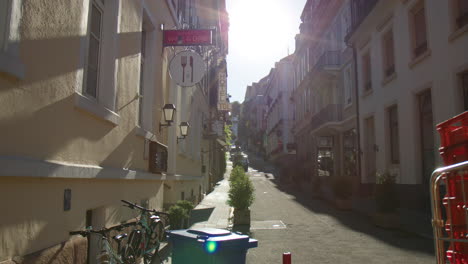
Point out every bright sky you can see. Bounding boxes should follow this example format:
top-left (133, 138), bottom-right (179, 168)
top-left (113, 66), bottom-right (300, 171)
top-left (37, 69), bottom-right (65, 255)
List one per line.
top-left (226, 0), bottom-right (307, 103)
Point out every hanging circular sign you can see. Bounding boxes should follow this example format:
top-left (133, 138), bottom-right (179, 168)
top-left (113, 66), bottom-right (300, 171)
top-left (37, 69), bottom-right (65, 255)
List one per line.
top-left (169, 50), bottom-right (207, 87)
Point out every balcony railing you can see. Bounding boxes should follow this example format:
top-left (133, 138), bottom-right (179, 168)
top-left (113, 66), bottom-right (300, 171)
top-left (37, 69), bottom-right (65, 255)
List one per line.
top-left (310, 104), bottom-right (343, 131)
top-left (348, 0), bottom-right (379, 38)
top-left (315, 51), bottom-right (341, 71)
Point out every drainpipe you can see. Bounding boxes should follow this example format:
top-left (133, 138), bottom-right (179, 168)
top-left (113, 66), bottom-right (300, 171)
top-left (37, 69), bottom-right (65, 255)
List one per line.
top-left (347, 40), bottom-right (362, 194)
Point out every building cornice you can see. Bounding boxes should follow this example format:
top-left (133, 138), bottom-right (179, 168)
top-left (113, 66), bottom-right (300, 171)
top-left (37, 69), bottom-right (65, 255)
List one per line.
top-left (0, 156), bottom-right (164, 180)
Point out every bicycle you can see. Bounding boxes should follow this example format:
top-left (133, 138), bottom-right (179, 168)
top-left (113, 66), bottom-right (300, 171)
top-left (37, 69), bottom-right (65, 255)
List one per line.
top-left (70, 222), bottom-right (137, 264)
top-left (121, 200), bottom-right (169, 264)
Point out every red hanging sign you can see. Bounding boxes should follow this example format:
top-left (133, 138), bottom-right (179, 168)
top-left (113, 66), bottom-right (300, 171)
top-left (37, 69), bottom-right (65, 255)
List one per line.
top-left (163, 29), bottom-right (213, 46)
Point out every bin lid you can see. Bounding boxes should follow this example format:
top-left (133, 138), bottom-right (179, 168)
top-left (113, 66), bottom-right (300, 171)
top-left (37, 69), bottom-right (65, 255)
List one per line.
top-left (187, 228), bottom-right (231, 237)
top-left (167, 228), bottom-right (257, 250)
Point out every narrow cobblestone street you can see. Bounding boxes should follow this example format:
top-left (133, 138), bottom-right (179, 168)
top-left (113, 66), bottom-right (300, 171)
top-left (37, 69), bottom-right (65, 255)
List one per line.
top-left (244, 154), bottom-right (435, 264)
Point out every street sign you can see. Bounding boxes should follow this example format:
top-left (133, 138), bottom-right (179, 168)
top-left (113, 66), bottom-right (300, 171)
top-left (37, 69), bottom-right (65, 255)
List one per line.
top-left (169, 50), bottom-right (207, 87)
top-left (163, 29), bottom-right (213, 46)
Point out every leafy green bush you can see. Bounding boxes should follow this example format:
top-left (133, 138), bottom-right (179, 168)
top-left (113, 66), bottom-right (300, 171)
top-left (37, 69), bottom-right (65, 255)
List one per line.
top-left (374, 171), bottom-right (399, 213)
top-left (229, 165), bottom-right (245, 183)
top-left (332, 176), bottom-right (353, 199)
top-left (167, 200), bottom-right (194, 229)
top-left (220, 149), bottom-right (227, 176)
top-left (176, 200), bottom-right (194, 212)
top-left (228, 171), bottom-right (254, 210)
top-left (168, 205), bottom-right (188, 230)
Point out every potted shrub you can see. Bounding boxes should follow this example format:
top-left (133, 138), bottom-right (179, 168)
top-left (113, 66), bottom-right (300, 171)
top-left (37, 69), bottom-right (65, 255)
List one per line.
top-left (175, 200), bottom-right (194, 228)
top-left (168, 200), bottom-right (194, 229)
top-left (229, 165), bottom-right (244, 183)
top-left (332, 176), bottom-right (353, 210)
top-left (168, 205), bottom-right (188, 230)
top-left (227, 166), bottom-right (255, 226)
top-left (373, 171), bottom-right (400, 228)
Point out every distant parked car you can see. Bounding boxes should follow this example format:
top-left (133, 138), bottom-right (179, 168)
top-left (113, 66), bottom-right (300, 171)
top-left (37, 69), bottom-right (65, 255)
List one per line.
top-left (232, 153), bottom-right (249, 171)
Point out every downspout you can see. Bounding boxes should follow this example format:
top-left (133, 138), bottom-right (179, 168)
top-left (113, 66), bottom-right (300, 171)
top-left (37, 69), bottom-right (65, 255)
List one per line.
top-left (352, 44), bottom-right (362, 191)
top-left (346, 39), bottom-right (362, 193)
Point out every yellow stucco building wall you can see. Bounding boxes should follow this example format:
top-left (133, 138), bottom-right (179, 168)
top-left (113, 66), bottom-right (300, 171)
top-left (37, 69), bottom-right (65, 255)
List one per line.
top-left (0, 0), bottom-right (178, 261)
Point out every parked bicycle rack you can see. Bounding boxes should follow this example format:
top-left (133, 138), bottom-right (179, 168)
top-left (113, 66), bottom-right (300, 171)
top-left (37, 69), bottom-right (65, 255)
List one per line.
top-left (431, 161), bottom-right (468, 263)
top-left (431, 111), bottom-right (468, 263)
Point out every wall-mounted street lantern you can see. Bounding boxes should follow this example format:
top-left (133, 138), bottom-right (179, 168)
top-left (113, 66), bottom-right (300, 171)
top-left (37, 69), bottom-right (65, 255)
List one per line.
top-left (177, 121), bottom-right (190, 143)
top-left (159, 104), bottom-right (176, 131)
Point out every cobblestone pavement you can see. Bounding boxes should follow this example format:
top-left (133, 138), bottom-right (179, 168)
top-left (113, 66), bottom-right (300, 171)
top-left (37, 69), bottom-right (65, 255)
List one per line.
top-left (245, 162), bottom-right (435, 263)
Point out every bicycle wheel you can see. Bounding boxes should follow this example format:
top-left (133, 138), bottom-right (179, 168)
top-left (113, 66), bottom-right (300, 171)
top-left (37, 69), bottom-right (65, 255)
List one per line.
top-left (149, 221), bottom-right (165, 248)
top-left (121, 244), bottom-right (137, 264)
top-left (97, 249), bottom-right (111, 264)
top-left (126, 229), bottom-right (143, 258)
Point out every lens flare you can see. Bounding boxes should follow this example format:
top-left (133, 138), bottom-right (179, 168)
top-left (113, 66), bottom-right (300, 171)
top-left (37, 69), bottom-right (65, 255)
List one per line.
top-left (205, 241), bottom-right (218, 254)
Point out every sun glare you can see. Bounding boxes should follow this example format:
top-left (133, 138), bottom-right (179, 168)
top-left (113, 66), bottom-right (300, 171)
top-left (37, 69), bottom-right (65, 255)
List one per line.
top-left (229, 0), bottom-right (294, 58)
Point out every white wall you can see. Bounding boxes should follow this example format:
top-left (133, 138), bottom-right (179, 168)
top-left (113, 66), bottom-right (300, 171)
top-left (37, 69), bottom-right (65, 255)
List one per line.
top-left (354, 0), bottom-right (468, 184)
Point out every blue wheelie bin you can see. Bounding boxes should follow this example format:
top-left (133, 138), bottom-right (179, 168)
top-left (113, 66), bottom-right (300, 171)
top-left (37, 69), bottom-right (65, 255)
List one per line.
top-left (167, 227), bottom-right (258, 264)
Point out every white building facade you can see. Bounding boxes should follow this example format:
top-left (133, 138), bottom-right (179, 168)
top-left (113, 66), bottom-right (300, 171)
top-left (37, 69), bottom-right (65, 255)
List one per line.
top-left (348, 0), bottom-right (468, 209)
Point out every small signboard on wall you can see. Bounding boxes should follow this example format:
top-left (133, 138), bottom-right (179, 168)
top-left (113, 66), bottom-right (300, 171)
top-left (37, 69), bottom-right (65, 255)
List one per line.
top-left (163, 29), bottom-right (213, 46)
top-left (169, 50), bottom-right (207, 87)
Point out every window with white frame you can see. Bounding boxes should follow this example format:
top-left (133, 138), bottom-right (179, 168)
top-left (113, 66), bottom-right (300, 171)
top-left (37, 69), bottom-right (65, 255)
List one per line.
top-left (343, 64), bottom-right (352, 105)
top-left (85, 0), bottom-right (105, 99)
top-left (388, 105), bottom-right (400, 164)
top-left (77, 0), bottom-right (120, 124)
top-left (410, 1), bottom-right (428, 58)
top-left (382, 29), bottom-right (395, 78)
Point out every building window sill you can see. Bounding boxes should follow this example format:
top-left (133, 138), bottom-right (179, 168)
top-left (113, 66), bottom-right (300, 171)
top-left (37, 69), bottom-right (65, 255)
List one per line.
top-left (361, 88), bottom-right (373, 98)
top-left (408, 49), bottom-right (431, 69)
top-left (449, 24), bottom-right (468, 43)
top-left (343, 102), bottom-right (353, 111)
top-left (74, 92), bottom-right (120, 126)
top-left (136, 126), bottom-right (154, 140)
top-left (382, 72), bottom-right (397, 86)
top-left (0, 51), bottom-right (25, 80)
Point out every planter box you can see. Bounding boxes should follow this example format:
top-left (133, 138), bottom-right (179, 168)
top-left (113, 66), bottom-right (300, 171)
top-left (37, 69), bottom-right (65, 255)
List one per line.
top-left (335, 198), bottom-right (352, 210)
top-left (233, 208), bottom-right (251, 226)
top-left (372, 212), bottom-right (400, 229)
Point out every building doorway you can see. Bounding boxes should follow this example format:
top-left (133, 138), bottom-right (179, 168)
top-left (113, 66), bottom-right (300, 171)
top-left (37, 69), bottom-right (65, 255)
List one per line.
top-left (419, 90), bottom-right (435, 185)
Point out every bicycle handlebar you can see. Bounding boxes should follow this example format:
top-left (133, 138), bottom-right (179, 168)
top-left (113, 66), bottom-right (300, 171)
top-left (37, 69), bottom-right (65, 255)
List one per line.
top-left (121, 200), bottom-right (169, 216)
top-left (121, 199), bottom-right (153, 212)
top-left (70, 221), bottom-right (138, 237)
